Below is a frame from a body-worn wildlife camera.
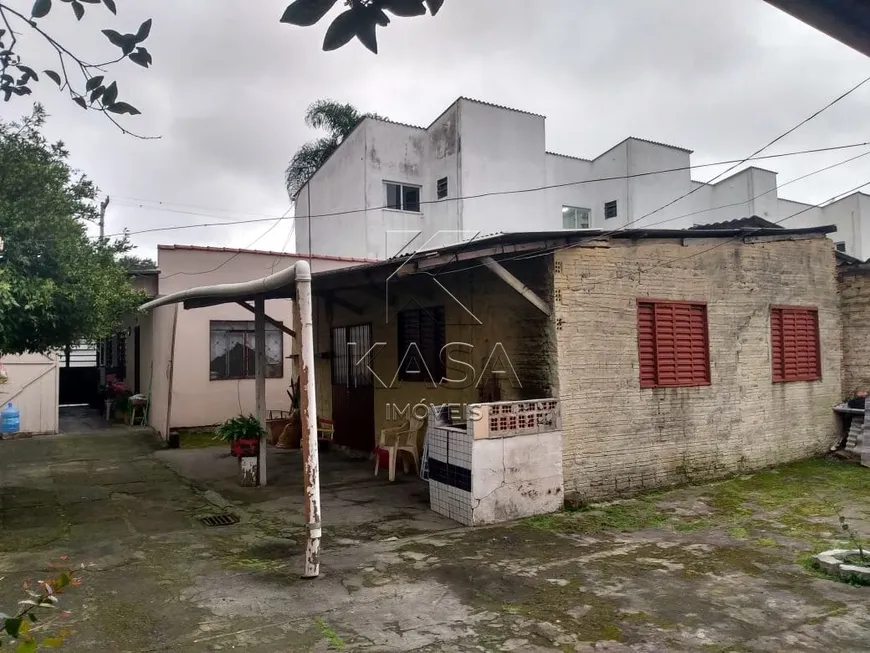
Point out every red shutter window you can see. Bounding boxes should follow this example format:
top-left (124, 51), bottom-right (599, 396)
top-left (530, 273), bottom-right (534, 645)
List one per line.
top-left (637, 300), bottom-right (710, 388)
top-left (770, 307), bottom-right (820, 382)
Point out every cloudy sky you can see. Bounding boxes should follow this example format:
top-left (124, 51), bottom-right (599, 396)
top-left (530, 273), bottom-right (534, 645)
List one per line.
top-left (3, 0), bottom-right (869, 260)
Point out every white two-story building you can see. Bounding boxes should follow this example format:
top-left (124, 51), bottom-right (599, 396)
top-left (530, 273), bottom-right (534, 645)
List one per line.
top-left (295, 97), bottom-right (870, 260)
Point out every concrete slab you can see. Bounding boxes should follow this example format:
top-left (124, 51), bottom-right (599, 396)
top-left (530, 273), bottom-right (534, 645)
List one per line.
top-left (1, 434), bottom-right (869, 652)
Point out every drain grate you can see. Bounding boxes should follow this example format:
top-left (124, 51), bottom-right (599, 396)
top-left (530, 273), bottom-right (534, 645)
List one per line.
top-left (199, 513), bottom-right (239, 527)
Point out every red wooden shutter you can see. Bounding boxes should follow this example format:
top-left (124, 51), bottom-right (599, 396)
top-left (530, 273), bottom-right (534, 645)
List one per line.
top-left (771, 307), bottom-right (820, 382)
top-left (637, 300), bottom-right (709, 388)
top-left (637, 303), bottom-right (657, 387)
top-left (771, 309), bottom-right (784, 382)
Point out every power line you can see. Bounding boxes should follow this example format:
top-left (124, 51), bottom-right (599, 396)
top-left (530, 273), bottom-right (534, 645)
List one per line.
top-left (625, 73), bottom-right (870, 225)
top-left (105, 141), bottom-right (870, 238)
top-left (431, 145), bottom-right (870, 277)
top-left (642, 177), bottom-right (870, 273)
top-left (160, 208), bottom-right (292, 280)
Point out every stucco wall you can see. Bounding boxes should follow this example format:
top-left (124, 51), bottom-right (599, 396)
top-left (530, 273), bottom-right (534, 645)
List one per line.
top-left (148, 247), bottom-right (356, 431)
top-left (297, 97), bottom-right (870, 262)
top-left (313, 258), bottom-right (555, 442)
top-left (554, 235), bottom-right (842, 502)
top-left (839, 265), bottom-right (870, 396)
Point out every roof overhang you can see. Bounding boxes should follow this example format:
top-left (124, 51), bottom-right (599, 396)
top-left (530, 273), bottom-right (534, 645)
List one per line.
top-left (139, 259), bottom-right (311, 312)
top-left (764, 0), bottom-right (870, 58)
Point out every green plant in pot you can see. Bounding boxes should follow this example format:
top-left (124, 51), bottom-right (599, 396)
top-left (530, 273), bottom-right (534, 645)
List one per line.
top-left (216, 414), bottom-right (265, 457)
top-left (277, 379), bottom-right (303, 449)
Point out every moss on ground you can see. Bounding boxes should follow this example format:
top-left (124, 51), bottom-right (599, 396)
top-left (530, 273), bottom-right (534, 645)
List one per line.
top-left (176, 427), bottom-right (221, 449)
top-left (525, 499), bottom-right (671, 534)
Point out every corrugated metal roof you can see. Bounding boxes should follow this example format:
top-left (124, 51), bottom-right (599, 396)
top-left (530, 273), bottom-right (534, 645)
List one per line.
top-left (157, 244), bottom-right (376, 263)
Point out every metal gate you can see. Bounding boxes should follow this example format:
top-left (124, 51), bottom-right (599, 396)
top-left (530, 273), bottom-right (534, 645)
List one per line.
top-left (59, 343), bottom-right (100, 406)
top-left (331, 324), bottom-right (374, 451)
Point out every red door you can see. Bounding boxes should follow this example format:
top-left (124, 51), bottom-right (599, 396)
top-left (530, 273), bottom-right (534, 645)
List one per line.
top-left (331, 324), bottom-right (375, 451)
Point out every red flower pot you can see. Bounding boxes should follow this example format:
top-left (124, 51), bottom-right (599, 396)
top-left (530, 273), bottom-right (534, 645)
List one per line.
top-left (231, 438), bottom-right (260, 458)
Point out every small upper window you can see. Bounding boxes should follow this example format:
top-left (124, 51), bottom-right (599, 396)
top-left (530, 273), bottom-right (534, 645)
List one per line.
top-left (385, 182), bottom-right (421, 212)
top-left (562, 206), bottom-right (590, 229)
top-left (437, 177), bottom-right (448, 199)
top-left (835, 242), bottom-right (846, 253)
top-left (604, 200), bottom-right (618, 220)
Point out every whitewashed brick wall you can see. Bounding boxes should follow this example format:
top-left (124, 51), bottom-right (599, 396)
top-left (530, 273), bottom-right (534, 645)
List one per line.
top-left (554, 236), bottom-right (842, 503)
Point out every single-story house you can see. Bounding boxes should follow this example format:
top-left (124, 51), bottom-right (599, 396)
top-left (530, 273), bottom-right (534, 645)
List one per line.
top-left (308, 223), bottom-right (854, 520)
top-left (123, 245), bottom-right (371, 436)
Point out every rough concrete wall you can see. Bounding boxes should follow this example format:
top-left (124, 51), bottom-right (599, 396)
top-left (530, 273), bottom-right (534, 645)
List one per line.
top-left (555, 236), bottom-right (841, 502)
top-left (839, 267), bottom-right (870, 396)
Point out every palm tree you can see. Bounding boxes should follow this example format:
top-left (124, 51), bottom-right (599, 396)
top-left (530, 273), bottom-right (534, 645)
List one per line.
top-left (285, 100), bottom-right (384, 199)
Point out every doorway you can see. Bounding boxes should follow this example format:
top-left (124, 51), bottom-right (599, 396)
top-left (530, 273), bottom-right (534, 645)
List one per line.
top-left (330, 324), bottom-right (375, 451)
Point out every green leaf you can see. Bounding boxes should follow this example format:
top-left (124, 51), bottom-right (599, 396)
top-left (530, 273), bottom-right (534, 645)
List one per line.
top-left (280, 0), bottom-right (338, 27)
top-left (354, 11), bottom-right (379, 54)
top-left (85, 75), bottom-right (103, 91)
top-left (72, 96), bottom-right (87, 109)
top-left (102, 81), bottom-right (118, 105)
top-left (43, 70), bottom-right (61, 86)
top-left (424, 0), bottom-right (443, 14)
top-left (106, 102), bottom-right (140, 115)
top-left (71, 0), bottom-right (84, 20)
top-left (102, 29), bottom-right (125, 48)
top-left (134, 19), bottom-right (152, 42)
top-left (16, 639), bottom-right (37, 653)
top-left (128, 48), bottom-right (152, 68)
top-left (31, 0), bottom-right (51, 18)
top-left (89, 86), bottom-right (104, 103)
top-left (17, 66), bottom-right (37, 82)
top-left (41, 637), bottom-right (64, 648)
top-left (379, 0), bottom-right (426, 18)
top-left (322, 9), bottom-right (357, 51)
top-left (3, 619), bottom-right (21, 638)
top-left (102, 0), bottom-right (116, 13)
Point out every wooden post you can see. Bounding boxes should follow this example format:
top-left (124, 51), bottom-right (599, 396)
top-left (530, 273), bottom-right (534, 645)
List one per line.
top-left (255, 298), bottom-right (268, 486)
top-left (296, 266), bottom-right (321, 578)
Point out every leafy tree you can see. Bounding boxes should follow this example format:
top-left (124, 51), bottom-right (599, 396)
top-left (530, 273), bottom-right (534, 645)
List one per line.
top-left (0, 104), bottom-right (144, 356)
top-left (117, 254), bottom-right (157, 271)
top-left (0, 0), bottom-right (442, 134)
top-left (286, 99), bottom-right (385, 198)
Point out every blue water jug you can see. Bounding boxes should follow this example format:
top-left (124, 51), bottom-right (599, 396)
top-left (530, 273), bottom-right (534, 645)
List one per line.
top-left (1, 402), bottom-right (20, 434)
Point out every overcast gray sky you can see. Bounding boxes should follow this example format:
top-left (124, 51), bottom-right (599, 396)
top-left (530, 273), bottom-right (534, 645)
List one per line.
top-left (2, 0), bottom-right (869, 260)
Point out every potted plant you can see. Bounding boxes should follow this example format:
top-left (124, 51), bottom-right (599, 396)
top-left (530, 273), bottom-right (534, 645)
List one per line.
top-left (216, 414), bottom-right (264, 458)
top-left (277, 378), bottom-right (303, 449)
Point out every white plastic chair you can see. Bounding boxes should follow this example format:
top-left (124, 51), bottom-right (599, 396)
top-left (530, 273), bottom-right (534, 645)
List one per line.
top-left (375, 416), bottom-right (425, 481)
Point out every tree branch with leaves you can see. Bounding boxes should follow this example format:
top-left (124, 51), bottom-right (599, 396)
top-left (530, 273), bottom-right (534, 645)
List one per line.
top-left (0, 0), bottom-right (153, 137)
top-left (0, 0), bottom-right (443, 134)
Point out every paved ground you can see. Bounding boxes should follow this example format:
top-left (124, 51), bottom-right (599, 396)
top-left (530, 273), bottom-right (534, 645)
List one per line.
top-left (58, 405), bottom-right (116, 434)
top-left (1, 431), bottom-right (869, 652)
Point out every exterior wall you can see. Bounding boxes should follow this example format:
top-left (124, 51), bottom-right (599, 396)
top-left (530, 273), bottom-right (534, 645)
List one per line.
top-left (458, 99), bottom-right (547, 235)
top-left (313, 258), bottom-right (555, 440)
top-left (839, 265), bottom-right (870, 396)
top-left (147, 247), bottom-right (357, 432)
top-left (554, 236), bottom-right (841, 502)
top-left (1, 353), bottom-right (59, 435)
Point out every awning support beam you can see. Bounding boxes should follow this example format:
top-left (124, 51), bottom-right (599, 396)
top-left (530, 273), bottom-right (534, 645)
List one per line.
top-left (481, 256), bottom-right (551, 316)
top-left (236, 301), bottom-right (297, 338)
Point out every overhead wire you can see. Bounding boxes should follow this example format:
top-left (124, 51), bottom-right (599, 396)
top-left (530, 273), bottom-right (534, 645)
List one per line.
top-left (104, 141), bottom-right (870, 239)
top-left (429, 145), bottom-right (870, 278)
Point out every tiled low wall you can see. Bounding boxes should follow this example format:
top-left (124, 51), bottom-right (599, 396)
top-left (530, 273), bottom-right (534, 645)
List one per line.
top-left (427, 400), bottom-right (564, 526)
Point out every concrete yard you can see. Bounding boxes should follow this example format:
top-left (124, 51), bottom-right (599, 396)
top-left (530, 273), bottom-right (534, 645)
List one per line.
top-left (1, 431), bottom-right (869, 652)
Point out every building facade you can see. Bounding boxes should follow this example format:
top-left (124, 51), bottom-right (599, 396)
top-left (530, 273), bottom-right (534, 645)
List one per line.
top-left (295, 97), bottom-right (870, 261)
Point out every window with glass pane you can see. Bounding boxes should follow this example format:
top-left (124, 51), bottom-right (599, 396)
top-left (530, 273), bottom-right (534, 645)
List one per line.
top-left (562, 206), bottom-right (590, 229)
top-left (385, 183), bottom-right (402, 210)
top-left (209, 321), bottom-right (283, 380)
top-left (384, 182), bottom-right (421, 212)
